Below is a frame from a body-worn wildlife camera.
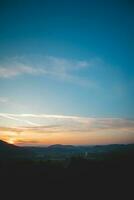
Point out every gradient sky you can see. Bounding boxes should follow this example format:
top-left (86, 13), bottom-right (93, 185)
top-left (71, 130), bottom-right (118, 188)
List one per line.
top-left (0, 0), bottom-right (134, 146)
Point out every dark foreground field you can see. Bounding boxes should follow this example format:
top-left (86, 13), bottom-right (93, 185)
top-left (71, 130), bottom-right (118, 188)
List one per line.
top-left (0, 141), bottom-right (134, 199)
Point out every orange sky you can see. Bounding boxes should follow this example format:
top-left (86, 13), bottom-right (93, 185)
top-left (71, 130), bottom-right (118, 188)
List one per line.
top-left (0, 114), bottom-right (134, 146)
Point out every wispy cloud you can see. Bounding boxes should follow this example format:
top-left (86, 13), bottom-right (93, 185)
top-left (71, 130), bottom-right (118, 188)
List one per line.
top-left (0, 113), bottom-right (40, 126)
top-left (0, 63), bottom-right (37, 78)
top-left (0, 55), bottom-right (99, 87)
top-left (0, 113), bottom-right (134, 129)
top-left (0, 97), bottom-right (9, 103)
top-left (0, 113), bottom-right (134, 145)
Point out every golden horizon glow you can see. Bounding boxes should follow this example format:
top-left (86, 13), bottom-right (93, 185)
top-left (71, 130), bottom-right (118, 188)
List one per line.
top-left (0, 114), bottom-right (134, 146)
top-left (6, 138), bottom-right (16, 145)
top-left (1, 129), bottom-right (134, 147)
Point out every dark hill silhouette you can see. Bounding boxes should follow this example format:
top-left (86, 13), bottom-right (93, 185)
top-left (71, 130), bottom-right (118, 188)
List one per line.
top-left (0, 140), bottom-right (134, 199)
top-left (48, 144), bottom-right (75, 149)
top-left (47, 144), bottom-right (77, 153)
top-left (26, 143), bottom-right (134, 160)
top-left (1, 140), bottom-right (134, 160)
top-left (0, 140), bottom-right (33, 160)
top-left (0, 140), bottom-right (18, 150)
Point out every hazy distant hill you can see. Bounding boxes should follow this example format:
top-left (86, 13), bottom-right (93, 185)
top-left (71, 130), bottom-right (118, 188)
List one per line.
top-left (26, 143), bottom-right (134, 160)
top-left (0, 140), bottom-right (134, 161)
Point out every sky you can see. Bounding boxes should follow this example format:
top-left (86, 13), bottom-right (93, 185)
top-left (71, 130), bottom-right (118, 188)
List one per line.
top-left (0, 0), bottom-right (134, 146)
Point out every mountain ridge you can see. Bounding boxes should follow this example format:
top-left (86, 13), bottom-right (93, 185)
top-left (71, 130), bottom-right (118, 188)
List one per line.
top-left (0, 140), bottom-right (134, 160)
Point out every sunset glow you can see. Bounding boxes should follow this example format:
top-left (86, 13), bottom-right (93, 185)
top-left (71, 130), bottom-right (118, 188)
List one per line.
top-left (0, 0), bottom-right (133, 146)
top-left (0, 114), bottom-right (134, 146)
top-left (7, 138), bottom-right (15, 145)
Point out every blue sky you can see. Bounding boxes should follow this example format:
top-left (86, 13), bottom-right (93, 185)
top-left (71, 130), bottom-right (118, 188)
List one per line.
top-left (0, 0), bottom-right (133, 145)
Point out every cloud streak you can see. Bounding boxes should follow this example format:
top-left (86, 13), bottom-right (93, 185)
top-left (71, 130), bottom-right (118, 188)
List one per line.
top-left (0, 56), bottom-right (98, 87)
top-left (0, 113), bottom-right (134, 129)
top-left (0, 113), bottom-right (134, 145)
top-left (0, 113), bottom-right (40, 126)
top-left (0, 97), bottom-right (9, 103)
